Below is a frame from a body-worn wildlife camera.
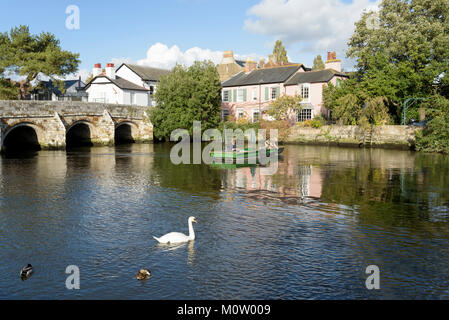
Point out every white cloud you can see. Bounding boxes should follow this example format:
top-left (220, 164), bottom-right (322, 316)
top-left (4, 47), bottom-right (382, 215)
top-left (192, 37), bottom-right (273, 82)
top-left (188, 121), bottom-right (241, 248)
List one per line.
top-left (244, 0), bottom-right (380, 61)
top-left (136, 42), bottom-right (265, 69)
top-left (136, 43), bottom-right (223, 69)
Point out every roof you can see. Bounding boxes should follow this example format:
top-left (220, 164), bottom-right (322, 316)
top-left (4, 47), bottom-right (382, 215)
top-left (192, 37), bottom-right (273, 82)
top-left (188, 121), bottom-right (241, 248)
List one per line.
top-left (39, 79), bottom-right (86, 96)
top-left (118, 63), bottom-right (171, 81)
top-left (235, 60), bottom-right (246, 68)
top-left (222, 65), bottom-right (303, 87)
top-left (84, 75), bottom-right (150, 91)
top-left (284, 69), bottom-right (348, 86)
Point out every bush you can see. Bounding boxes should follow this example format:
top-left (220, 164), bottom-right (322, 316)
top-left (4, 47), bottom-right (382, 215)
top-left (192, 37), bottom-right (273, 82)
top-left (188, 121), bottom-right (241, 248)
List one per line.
top-left (415, 95), bottom-right (449, 154)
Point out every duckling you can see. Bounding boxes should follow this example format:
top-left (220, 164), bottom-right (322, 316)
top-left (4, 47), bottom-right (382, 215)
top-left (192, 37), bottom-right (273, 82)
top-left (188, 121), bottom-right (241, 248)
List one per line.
top-left (20, 264), bottom-right (33, 280)
top-left (136, 269), bottom-right (151, 280)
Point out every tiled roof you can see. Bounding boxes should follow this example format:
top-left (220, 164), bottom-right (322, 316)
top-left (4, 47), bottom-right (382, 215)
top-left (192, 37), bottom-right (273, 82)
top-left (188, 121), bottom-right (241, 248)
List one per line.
top-left (284, 69), bottom-right (348, 86)
top-left (222, 65), bottom-right (303, 87)
top-left (120, 63), bottom-right (171, 81)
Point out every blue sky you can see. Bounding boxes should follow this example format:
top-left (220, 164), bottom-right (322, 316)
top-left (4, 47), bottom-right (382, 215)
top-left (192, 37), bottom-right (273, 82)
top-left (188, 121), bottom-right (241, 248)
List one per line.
top-left (0, 0), bottom-right (379, 79)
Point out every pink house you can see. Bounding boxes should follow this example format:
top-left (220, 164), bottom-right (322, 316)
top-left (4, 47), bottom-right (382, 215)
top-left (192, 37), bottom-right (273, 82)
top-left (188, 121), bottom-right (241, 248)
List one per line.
top-left (221, 52), bottom-right (349, 122)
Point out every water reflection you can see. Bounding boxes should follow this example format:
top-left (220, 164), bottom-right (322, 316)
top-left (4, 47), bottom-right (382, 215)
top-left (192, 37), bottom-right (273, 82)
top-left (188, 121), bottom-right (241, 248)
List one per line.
top-left (1, 143), bottom-right (449, 299)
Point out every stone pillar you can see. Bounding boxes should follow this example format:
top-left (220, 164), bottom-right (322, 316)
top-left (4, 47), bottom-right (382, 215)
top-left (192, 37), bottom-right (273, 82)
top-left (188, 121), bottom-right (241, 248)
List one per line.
top-left (91, 110), bottom-right (115, 146)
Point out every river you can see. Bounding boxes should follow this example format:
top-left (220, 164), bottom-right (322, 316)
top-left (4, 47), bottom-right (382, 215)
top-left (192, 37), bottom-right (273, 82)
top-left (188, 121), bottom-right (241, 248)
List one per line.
top-left (1, 143), bottom-right (448, 299)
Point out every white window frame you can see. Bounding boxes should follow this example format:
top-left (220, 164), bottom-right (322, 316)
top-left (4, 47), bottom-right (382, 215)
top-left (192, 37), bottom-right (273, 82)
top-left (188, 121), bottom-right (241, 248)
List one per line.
top-left (299, 83), bottom-right (310, 103)
top-left (222, 109), bottom-right (230, 121)
top-left (222, 90), bottom-right (230, 102)
top-left (296, 108), bottom-right (313, 122)
top-left (237, 108), bottom-right (244, 119)
top-left (252, 109), bottom-right (260, 123)
top-left (237, 89), bottom-right (244, 102)
top-left (271, 87), bottom-right (277, 100)
top-left (252, 89), bottom-right (257, 101)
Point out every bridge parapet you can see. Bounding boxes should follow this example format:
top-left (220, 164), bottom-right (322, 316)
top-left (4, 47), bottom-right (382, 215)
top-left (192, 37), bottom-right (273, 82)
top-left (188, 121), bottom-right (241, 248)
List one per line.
top-left (0, 100), bottom-right (153, 152)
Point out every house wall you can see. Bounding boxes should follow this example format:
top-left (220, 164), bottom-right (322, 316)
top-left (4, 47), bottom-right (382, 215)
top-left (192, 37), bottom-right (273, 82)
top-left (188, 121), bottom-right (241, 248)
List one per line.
top-left (222, 83), bottom-right (290, 122)
top-left (87, 79), bottom-right (122, 104)
top-left (116, 65), bottom-right (156, 106)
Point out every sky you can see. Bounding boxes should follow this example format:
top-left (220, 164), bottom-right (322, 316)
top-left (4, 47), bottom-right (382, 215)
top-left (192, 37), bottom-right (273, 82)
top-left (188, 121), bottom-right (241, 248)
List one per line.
top-left (0, 0), bottom-right (380, 81)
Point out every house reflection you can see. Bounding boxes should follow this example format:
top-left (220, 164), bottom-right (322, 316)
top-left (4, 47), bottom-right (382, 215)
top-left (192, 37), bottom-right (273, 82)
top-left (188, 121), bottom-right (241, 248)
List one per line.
top-left (221, 159), bottom-right (323, 202)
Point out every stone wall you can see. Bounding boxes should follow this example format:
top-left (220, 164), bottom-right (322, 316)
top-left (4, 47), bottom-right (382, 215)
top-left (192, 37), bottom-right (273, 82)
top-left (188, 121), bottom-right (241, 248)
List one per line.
top-left (0, 100), bottom-right (153, 152)
top-left (286, 125), bottom-right (420, 150)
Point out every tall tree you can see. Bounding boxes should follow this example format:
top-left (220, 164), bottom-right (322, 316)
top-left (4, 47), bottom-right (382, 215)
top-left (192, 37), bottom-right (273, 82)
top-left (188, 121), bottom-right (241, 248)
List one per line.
top-left (150, 61), bottom-right (222, 139)
top-left (312, 55), bottom-right (325, 70)
top-left (347, 0), bottom-right (449, 101)
top-left (272, 40), bottom-right (288, 64)
top-left (0, 25), bottom-right (80, 99)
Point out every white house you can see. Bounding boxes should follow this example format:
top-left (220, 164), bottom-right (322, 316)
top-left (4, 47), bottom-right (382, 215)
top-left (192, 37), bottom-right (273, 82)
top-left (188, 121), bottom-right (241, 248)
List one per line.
top-left (85, 63), bottom-right (170, 106)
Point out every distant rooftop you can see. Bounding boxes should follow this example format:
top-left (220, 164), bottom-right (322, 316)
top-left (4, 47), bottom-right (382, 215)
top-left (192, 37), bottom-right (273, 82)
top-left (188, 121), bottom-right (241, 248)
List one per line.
top-left (118, 63), bottom-right (171, 82)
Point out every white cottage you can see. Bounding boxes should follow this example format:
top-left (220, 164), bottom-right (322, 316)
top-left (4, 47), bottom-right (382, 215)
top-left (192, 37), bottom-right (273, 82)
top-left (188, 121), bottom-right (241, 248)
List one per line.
top-left (85, 63), bottom-right (170, 106)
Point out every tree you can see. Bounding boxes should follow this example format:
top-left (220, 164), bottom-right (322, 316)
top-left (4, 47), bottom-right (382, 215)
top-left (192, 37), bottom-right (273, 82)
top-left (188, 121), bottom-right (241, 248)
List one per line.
top-left (266, 94), bottom-right (302, 121)
top-left (150, 61), bottom-right (222, 140)
top-left (272, 40), bottom-right (288, 64)
top-left (312, 55), bottom-right (325, 70)
top-left (333, 94), bottom-right (361, 125)
top-left (0, 25), bottom-right (80, 99)
top-left (416, 95), bottom-right (449, 154)
top-left (347, 0), bottom-right (449, 101)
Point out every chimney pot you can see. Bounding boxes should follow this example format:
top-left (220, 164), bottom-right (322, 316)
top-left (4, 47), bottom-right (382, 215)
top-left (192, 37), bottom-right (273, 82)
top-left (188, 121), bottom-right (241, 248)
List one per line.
top-left (105, 63), bottom-right (116, 79)
top-left (93, 63), bottom-right (102, 77)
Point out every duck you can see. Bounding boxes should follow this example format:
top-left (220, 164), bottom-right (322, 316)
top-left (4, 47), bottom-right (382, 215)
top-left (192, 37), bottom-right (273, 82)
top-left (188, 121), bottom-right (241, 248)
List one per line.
top-left (153, 216), bottom-right (198, 244)
top-left (20, 264), bottom-right (33, 280)
top-left (136, 269), bottom-right (151, 280)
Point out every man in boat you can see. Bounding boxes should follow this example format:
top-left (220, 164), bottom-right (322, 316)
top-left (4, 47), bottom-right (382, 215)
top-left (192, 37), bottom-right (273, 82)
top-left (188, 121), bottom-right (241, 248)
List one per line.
top-left (264, 139), bottom-right (278, 150)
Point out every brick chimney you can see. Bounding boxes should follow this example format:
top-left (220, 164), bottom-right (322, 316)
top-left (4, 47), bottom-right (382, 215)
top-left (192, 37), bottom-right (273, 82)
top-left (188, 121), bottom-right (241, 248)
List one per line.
top-left (93, 63), bottom-right (102, 77)
top-left (221, 50), bottom-right (237, 65)
top-left (245, 57), bottom-right (257, 73)
top-left (325, 51), bottom-right (342, 72)
top-left (105, 63), bottom-right (115, 79)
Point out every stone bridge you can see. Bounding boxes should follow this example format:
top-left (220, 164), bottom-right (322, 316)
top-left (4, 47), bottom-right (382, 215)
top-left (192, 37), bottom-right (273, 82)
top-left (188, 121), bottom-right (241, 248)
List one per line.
top-left (0, 100), bottom-right (153, 152)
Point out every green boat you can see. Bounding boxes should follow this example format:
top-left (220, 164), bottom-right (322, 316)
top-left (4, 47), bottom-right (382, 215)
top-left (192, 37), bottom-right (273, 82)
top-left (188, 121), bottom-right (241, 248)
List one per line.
top-left (210, 147), bottom-right (284, 161)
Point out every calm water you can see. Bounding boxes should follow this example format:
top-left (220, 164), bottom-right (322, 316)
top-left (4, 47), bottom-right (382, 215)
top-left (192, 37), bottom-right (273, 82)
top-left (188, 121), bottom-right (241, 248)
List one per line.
top-left (1, 143), bottom-right (449, 299)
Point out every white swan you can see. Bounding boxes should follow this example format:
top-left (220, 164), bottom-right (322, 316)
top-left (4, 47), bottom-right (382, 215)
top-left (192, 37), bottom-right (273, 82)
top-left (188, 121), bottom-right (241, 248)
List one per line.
top-left (153, 217), bottom-right (197, 244)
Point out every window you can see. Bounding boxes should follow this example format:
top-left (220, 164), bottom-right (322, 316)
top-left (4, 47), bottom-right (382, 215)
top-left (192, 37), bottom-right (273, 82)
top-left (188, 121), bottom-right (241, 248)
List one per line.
top-left (252, 89), bottom-right (257, 101)
top-left (296, 109), bottom-right (312, 122)
top-left (237, 108), bottom-right (244, 119)
top-left (299, 83), bottom-right (310, 102)
top-left (222, 109), bottom-right (230, 121)
top-left (222, 90), bottom-right (230, 102)
top-left (253, 110), bottom-right (260, 122)
top-left (271, 87), bottom-right (277, 100)
top-left (237, 89), bottom-right (245, 102)
top-left (150, 86), bottom-right (155, 95)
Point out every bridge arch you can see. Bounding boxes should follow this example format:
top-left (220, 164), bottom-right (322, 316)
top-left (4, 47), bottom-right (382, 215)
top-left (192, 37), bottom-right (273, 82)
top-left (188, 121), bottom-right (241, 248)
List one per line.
top-left (2, 123), bottom-right (42, 152)
top-left (115, 121), bottom-right (138, 144)
top-left (66, 120), bottom-right (94, 147)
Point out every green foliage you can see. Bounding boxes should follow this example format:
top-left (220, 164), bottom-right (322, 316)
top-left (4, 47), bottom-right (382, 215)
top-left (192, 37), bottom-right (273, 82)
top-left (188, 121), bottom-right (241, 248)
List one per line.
top-left (150, 61), bottom-right (222, 139)
top-left (360, 96), bottom-right (391, 126)
top-left (0, 78), bottom-right (18, 99)
top-left (416, 95), bottom-right (449, 154)
top-left (312, 55), bottom-right (325, 71)
top-left (310, 115), bottom-right (326, 128)
top-left (260, 120), bottom-right (291, 142)
top-left (272, 40), bottom-right (288, 64)
top-left (266, 94), bottom-right (302, 121)
top-left (0, 25), bottom-right (80, 99)
top-left (333, 94), bottom-right (361, 125)
top-left (325, 0), bottom-right (449, 126)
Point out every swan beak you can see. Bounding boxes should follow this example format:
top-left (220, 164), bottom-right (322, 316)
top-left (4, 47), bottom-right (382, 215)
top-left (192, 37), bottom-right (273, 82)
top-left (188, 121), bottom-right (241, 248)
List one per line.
top-left (193, 218), bottom-right (198, 223)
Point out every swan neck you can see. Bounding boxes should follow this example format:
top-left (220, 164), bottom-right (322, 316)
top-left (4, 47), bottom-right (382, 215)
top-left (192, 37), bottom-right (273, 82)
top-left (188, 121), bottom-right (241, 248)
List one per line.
top-left (188, 220), bottom-right (195, 240)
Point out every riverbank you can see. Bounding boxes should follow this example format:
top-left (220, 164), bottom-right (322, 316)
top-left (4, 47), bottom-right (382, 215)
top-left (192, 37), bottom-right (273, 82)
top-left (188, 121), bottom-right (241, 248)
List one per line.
top-left (286, 125), bottom-right (420, 150)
